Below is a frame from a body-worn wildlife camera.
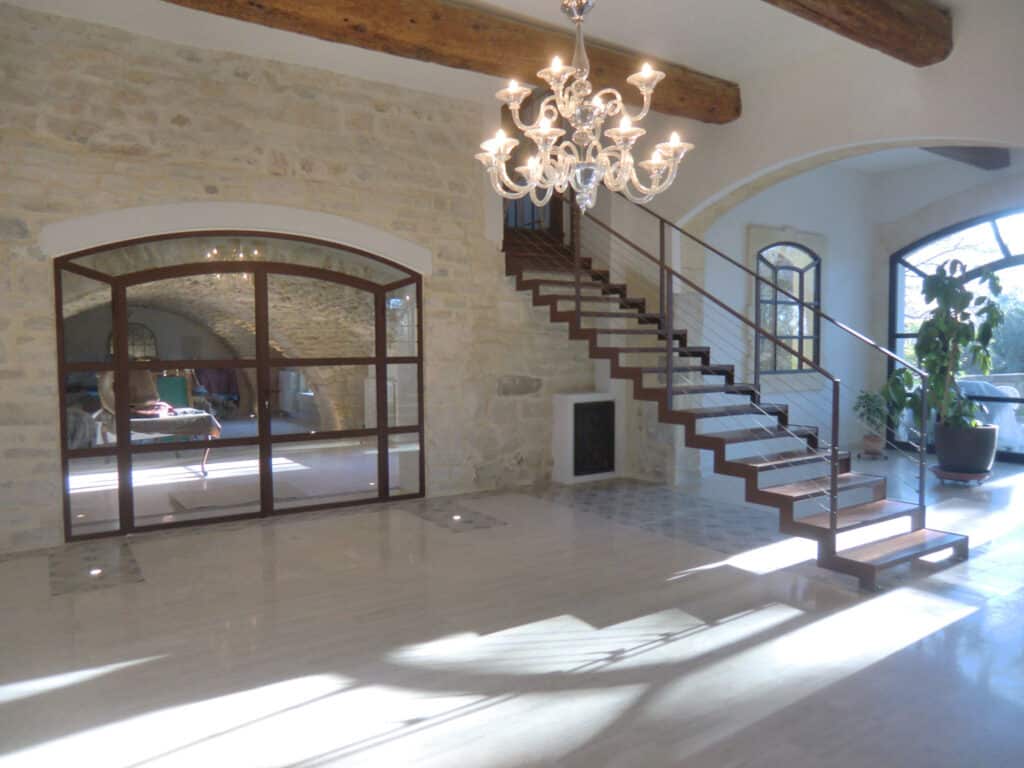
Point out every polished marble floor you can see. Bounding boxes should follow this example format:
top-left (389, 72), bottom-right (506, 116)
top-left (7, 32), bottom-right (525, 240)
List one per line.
top-left (1, 458), bottom-right (1022, 767)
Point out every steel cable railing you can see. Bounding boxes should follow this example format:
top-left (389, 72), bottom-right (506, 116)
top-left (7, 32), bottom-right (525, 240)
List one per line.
top-left (577, 223), bottom-right (846, 521)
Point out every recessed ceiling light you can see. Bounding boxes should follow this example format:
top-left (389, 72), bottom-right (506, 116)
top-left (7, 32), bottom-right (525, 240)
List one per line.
top-left (75, 513), bottom-right (85, 519)
top-left (452, 514), bottom-right (462, 522)
top-left (89, 568), bottom-right (103, 577)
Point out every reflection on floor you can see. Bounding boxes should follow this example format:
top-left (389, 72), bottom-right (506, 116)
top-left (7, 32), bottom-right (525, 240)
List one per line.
top-left (2, 456), bottom-right (1022, 766)
top-left (68, 440), bottom-right (418, 534)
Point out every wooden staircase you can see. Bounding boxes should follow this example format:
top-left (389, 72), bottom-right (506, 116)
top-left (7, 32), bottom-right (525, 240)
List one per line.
top-left (504, 227), bottom-right (968, 590)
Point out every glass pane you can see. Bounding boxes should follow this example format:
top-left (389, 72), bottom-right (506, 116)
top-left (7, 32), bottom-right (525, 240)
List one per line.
top-left (272, 438), bottom-right (379, 509)
top-left (268, 275), bottom-right (375, 359)
top-left (802, 310), bottom-right (816, 337)
top-left (775, 351), bottom-right (798, 372)
top-left (61, 271), bottom-right (113, 365)
top-left (776, 270), bottom-right (800, 297)
top-left (758, 345), bottom-right (774, 372)
top-left (387, 286), bottom-right (418, 357)
top-left (132, 445), bottom-right (262, 527)
top-left (119, 368), bottom-right (257, 445)
top-left (801, 339), bottom-right (816, 364)
top-left (389, 434), bottom-right (421, 496)
top-left (757, 274), bottom-right (774, 300)
top-left (68, 457), bottom-right (120, 535)
top-left (65, 371), bottom-right (114, 449)
top-left (803, 274), bottom-right (817, 304)
top-left (758, 303), bottom-right (774, 330)
top-left (272, 366), bottom-right (375, 434)
top-left (126, 276), bottom-right (255, 360)
top-left (777, 304), bottom-right (800, 337)
top-left (997, 212), bottom-right (1024, 256)
top-left (387, 364), bottom-right (419, 428)
top-left (903, 222), bottom-right (1003, 273)
top-left (898, 268), bottom-right (931, 335)
top-left (760, 244), bottom-right (815, 270)
top-left (73, 236), bottom-right (410, 285)
top-left (960, 375), bottom-right (1024, 453)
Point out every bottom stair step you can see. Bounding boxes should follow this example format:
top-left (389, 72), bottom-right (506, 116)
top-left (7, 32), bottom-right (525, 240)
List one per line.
top-left (790, 500), bottom-right (919, 534)
top-left (831, 528), bottom-right (969, 590)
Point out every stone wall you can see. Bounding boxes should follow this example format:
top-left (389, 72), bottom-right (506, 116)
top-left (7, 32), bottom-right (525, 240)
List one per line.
top-left (0, 4), bottom-right (595, 552)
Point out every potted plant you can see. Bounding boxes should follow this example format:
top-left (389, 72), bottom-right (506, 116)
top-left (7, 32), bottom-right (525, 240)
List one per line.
top-left (853, 390), bottom-right (889, 457)
top-left (886, 259), bottom-right (1005, 474)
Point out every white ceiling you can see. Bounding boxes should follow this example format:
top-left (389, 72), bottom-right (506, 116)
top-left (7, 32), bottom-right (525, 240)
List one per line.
top-left (463, 0), bottom-right (866, 83)
top-left (832, 147), bottom-right (1019, 175)
top-left (832, 149), bottom-right (951, 175)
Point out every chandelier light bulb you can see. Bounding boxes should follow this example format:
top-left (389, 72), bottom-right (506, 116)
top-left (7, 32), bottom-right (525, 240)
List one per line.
top-left (477, 0), bottom-right (691, 212)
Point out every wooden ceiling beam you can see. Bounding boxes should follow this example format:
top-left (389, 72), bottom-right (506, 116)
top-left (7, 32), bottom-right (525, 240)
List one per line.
top-left (161, 0), bottom-right (741, 124)
top-left (761, 0), bottom-right (953, 67)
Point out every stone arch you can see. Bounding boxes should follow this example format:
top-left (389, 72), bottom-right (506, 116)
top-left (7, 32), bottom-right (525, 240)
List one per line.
top-left (39, 202), bottom-right (433, 276)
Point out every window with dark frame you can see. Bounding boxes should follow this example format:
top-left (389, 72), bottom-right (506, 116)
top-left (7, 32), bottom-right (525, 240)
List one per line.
top-left (888, 208), bottom-right (1024, 460)
top-left (756, 243), bottom-right (821, 374)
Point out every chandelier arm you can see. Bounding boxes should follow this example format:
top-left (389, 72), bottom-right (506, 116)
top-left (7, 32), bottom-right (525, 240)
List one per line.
top-left (622, 90), bottom-right (655, 123)
top-left (487, 168), bottom-right (532, 200)
top-left (495, 163), bottom-right (537, 197)
top-left (510, 95), bottom-right (561, 133)
top-left (621, 186), bottom-right (655, 204)
top-left (530, 186), bottom-right (555, 206)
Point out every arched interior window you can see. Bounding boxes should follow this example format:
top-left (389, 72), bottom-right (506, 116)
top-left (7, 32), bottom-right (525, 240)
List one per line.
top-left (756, 243), bottom-right (821, 373)
top-left (890, 209), bottom-right (1024, 457)
top-left (56, 232), bottom-right (424, 540)
top-left (108, 323), bottom-right (158, 360)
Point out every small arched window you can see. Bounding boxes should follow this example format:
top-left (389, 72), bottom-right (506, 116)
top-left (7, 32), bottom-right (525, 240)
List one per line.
top-left (756, 243), bottom-right (821, 373)
top-left (108, 322), bottom-right (158, 360)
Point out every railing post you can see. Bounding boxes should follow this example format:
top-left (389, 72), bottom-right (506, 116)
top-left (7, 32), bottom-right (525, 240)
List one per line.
top-left (659, 222), bottom-right (666, 321)
top-left (663, 224), bottom-right (673, 405)
top-left (572, 203), bottom-right (582, 320)
top-left (830, 378), bottom-right (841, 532)
top-left (918, 372), bottom-right (928, 523)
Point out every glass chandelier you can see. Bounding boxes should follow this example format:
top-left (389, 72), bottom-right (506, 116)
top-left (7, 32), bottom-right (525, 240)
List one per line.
top-left (476, 0), bottom-right (693, 213)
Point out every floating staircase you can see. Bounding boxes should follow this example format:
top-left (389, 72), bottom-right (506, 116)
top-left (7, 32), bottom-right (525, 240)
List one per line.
top-left (504, 222), bottom-right (968, 591)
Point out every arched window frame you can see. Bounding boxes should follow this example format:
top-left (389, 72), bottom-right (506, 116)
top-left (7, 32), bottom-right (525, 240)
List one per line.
top-left (888, 207), bottom-right (1024, 462)
top-left (755, 242), bottom-right (822, 374)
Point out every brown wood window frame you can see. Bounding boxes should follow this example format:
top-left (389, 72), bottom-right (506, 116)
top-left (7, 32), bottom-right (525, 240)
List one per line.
top-left (54, 231), bottom-right (425, 542)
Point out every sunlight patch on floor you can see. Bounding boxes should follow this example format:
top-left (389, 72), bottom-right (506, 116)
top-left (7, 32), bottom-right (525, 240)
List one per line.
top-left (0, 657), bottom-right (164, 706)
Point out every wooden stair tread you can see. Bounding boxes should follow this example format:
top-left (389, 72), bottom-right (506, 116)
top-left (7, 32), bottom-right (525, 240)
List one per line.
top-left (729, 449), bottom-right (841, 471)
top-left (701, 425), bottom-right (816, 445)
top-left (678, 403), bottom-right (779, 418)
top-left (837, 528), bottom-right (968, 567)
top-left (542, 294), bottom-right (638, 303)
top-left (671, 384), bottom-right (756, 395)
top-left (525, 279), bottom-right (624, 289)
top-left (762, 471), bottom-right (881, 501)
top-left (795, 500), bottom-right (919, 532)
top-left (638, 368), bottom-right (737, 376)
top-left (578, 311), bottom-right (655, 319)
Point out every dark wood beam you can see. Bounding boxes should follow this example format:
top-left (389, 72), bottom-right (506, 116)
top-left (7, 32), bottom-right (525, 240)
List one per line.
top-left (161, 0), bottom-right (741, 124)
top-left (761, 0), bottom-right (953, 67)
top-left (923, 147), bottom-right (1012, 171)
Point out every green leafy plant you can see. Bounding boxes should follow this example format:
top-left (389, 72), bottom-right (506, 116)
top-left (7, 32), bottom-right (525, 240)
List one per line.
top-left (886, 259), bottom-right (1004, 430)
top-left (853, 390), bottom-right (889, 436)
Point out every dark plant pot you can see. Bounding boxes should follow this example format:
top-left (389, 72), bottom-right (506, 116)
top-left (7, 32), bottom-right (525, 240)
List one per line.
top-left (935, 422), bottom-right (998, 474)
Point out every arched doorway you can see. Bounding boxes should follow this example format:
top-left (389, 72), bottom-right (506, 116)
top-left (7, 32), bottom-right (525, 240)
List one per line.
top-left (56, 232), bottom-right (423, 539)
